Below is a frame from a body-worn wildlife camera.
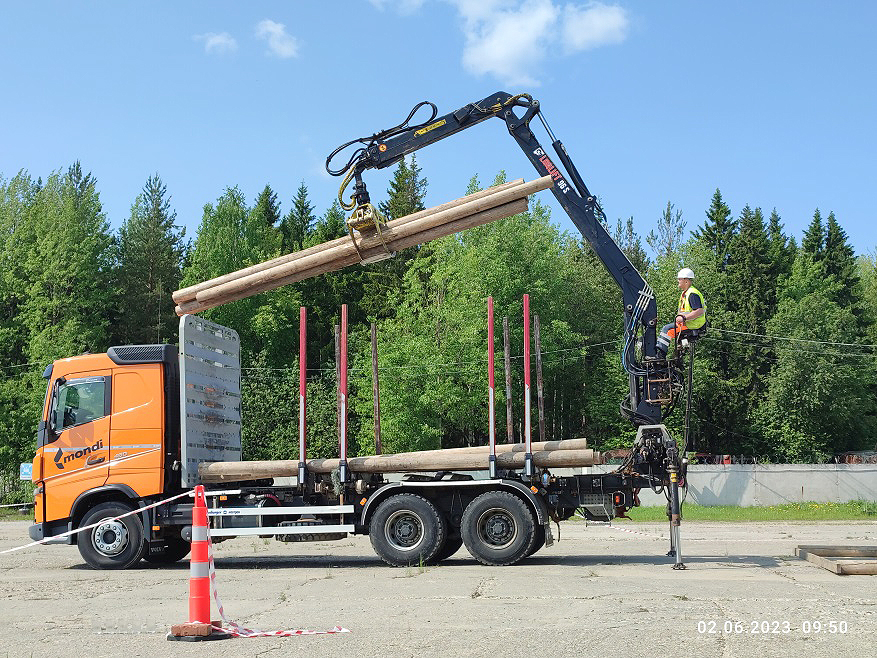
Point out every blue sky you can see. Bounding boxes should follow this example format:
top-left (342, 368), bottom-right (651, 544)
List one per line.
top-left (2, 1), bottom-right (874, 256)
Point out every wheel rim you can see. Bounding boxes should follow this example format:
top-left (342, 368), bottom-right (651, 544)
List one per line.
top-left (384, 510), bottom-right (424, 552)
top-left (92, 518), bottom-right (129, 556)
top-left (476, 507), bottom-right (517, 549)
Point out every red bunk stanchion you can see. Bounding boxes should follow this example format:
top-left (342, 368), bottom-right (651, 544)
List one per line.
top-left (298, 307), bottom-right (307, 487)
top-left (523, 294), bottom-right (533, 477)
top-left (488, 297), bottom-right (497, 478)
top-left (339, 304), bottom-right (348, 484)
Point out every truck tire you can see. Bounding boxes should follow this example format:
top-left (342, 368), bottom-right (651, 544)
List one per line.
top-left (143, 537), bottom-right (190, 564)
top-left (461, 491), bottom-right (537, 566)
top-left (370, 493), bottom-right (446, 566)
top-left (431, 534), bottom-right (464, 563)
top-left (77, 502), bottom-right (146, 570)
top-left (526, 524), bottom-right (546, 557)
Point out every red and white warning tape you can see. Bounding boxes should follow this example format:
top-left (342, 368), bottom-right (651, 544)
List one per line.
top-left (204, 531), bottom-right (349, 638)
top-left (603, 524), bottom-right (666, 540)
top-left (0, 490), bottom-right (193, 554)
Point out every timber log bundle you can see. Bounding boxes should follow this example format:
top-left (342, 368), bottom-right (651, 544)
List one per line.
top-left (173, 176), bottom-right (553, 315)
top-left (198, 438), bottom-right (602, 483)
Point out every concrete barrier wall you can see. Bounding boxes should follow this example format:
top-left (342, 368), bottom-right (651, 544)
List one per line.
top-left (579, 464), bottom-right (877, 506)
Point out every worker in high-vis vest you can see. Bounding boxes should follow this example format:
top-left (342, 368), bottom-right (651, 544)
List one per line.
top-left (656, 267), bottom-right (706, 358)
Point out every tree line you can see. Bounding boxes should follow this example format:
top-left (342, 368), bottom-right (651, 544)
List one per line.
top-left (2, 159), bottom-right (875, 493)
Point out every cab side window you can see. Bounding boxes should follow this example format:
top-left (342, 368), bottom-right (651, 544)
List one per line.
top-left (51, 377), bottom-right (110, 433)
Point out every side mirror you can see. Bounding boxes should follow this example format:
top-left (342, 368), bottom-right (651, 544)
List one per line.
top-left (46, 377), bottom-right (66, 436)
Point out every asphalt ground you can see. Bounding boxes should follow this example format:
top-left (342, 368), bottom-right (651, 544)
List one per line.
top-left (0, 519), bottom-right (875, 657)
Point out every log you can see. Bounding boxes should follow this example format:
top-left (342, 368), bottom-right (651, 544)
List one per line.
top-left (197, 439), bottom-right (598, 482)
top-left (173, 179), bottom-right (526, 305)
top-left (175, 198), bottom-right (530, 315)
top-left (306, 448), bottom-right (600, 474)
top-left (174, 177), bottom-right (551, 315)
top-left (194, 177), bottom-right (551, 305)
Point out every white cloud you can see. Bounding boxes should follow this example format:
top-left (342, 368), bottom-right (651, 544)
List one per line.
top-left (450, 0), bottom-right (629, 86)
top-left (369, 0), bottom-right (426, 13)
top-left (562, 2), bottom-right (628, 52)
top-left (255, 19), bottom-right (300, 58)
top-left (194, 32), bottom-right (238, 55)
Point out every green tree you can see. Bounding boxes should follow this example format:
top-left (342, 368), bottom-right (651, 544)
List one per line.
top-left (312, 200), bottom-right (347, 243)
top-left (281, 181), bottom-right (315, 252)
top-left (180, 186), bottom-right (291, 361)
top-left (115, 174), bottom-right (187, 344)
top-left (801, 209), bottom-right (824, 260)
top-left (378, 155), bottom-right (427, 221)
top-left (647, 201), bottom-right (686, 260)
top-left (757, 253), bottom-right (877, 461)
top-left (22, 163), bottom-right (114, 363)
top-left (613, 216), bottom-right (650, 272)
top-left (0, 171), bottom-right (44, 484)
top-left (823, 211), bottom-right (864, 329)
top-left (693, 189), bottom-right (735, 272)
top-left (766, 209), bottom-right (795, 311)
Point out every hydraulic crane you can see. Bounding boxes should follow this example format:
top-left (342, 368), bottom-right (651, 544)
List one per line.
top-left (327, 91), bottom-right (696, 567)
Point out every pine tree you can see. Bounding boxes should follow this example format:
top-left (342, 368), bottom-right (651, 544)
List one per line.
top-left (252, 184), bottom-right (280, 227)
top-left (692, 189), bottom-right (735, 271)
top-left (765, 209), bottom-right (795, 318)
top-left (721, 205), bottom-right (772, 454)
top-left (613, 217), bottom-right (650, 272)
top-left (313, 200), bottom-right (347, 243)
top-left (247, 185), bottom-right (282, 262)
top-left (801, 209), bottom-right (824, 259)
top-left (115, 174), bottom-right (187, 344)
top-left (378, 155), bottom-right (427, 220)
top-left (646, 201), bottom-right (686, 260)
top-left (281, 181), bottom-right (315, 252)
top-left (823, 211), bottom-right (864, 331)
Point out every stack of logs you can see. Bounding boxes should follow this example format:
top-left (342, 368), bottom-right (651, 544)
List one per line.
top-left (173, 176), bottom-right (553, 316)
top-left (198, 438), bottom-right (601, 483)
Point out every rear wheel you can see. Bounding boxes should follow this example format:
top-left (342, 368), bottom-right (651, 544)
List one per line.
top-left (526, 524), bottom-right (546, 557)
top-left (370, 494), bottom-right (446, 566)
top-left (77, 502), bottom-right (146, 570)
top-left (461, 491), bottom-right (536, 566)
top-left (431, 534), bottom-right (464, 562)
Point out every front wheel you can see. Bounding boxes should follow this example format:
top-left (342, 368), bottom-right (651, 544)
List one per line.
top-left (461, 491), bottom-right (536, 566)
top-left (77, 502), bottom-right (146, 570)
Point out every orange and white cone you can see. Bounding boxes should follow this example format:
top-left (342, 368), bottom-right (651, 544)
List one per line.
top-left (167, 485), bottom-right (228, 642)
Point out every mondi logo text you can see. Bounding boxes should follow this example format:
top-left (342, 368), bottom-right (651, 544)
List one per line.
top-left (53, 439), bottom-right (105, 470)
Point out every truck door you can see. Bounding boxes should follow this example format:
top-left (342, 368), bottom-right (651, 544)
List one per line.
top-left (106, 364), bottom-right (164, 497)
top-left (41, 373), bottom-right (112, 523)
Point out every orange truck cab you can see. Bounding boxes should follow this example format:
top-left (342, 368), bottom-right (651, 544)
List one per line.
top-left (30, 344), bottom-right (183, 567)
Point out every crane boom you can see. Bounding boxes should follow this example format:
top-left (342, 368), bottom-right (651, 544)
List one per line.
top-left (327, 91), bottom-right (663, 425)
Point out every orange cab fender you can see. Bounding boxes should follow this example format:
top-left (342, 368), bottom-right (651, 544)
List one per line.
top-left (70, 484), bottom-right (144, 544)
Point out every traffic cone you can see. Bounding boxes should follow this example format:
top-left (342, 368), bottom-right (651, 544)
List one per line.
top-left (167, 485), bottom-right (229, 642)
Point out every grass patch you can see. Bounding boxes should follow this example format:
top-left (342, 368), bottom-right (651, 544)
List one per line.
top-left (620, 500), bottom-right (877, 522)
top-left (0, 506), bottom-right (32, 522)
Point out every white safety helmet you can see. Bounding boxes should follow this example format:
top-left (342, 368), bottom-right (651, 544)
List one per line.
top-left (677, 268), bottom-right (695, 280)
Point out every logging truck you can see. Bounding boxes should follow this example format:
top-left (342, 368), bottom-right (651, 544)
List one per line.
top-left (26, 92), bottom-right (694, 569)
